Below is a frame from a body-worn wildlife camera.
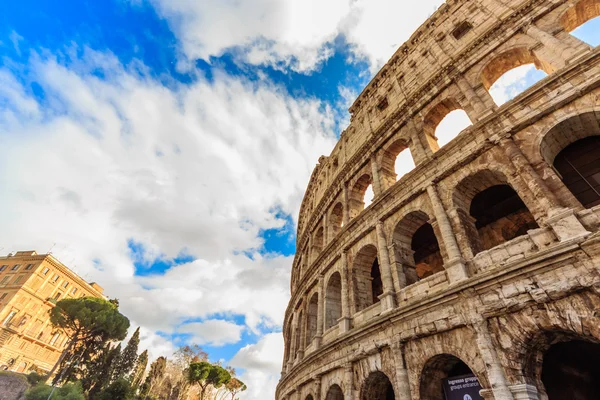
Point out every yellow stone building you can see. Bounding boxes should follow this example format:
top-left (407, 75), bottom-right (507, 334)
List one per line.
top-left (0, 251), bottom-right (104, 374)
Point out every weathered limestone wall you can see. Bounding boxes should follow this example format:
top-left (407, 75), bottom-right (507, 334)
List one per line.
top-left (278, 0), bottom-right (600, 399)
top-left (0, 372), bottom-right (29, 400)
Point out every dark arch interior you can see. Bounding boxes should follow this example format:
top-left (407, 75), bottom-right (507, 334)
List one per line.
top-left (305, 396), bottom-right (314, 400)
top-left (371, 258), bottom-right (383, 305)
top-left (542, 340), bottom-right (600, 400)
top-left (469, 184), bottom-right (538, 251)
top-left (353, 245), bottom-right (379, 312)
top-left (411, 223), bottom-right (444, 279)
top-left (420, 355), bottom-right (483, 400)
top-left (553, 136), bottom-right (600, 209)
top-left (326, 384), bottom-right (344, 400)
top-left (361, 371), bottom-right (395, 400)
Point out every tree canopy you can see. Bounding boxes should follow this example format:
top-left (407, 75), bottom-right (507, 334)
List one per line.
top-left (48, 297), bottom-right (129, 384)
top-left (49, 297), bottom-right (130, 342)
top-left (187, 362), bottom-right (231, 400)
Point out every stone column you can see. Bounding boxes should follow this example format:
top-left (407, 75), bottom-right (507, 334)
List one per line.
top-left (427, 184), bottom-right (468, 282)
top-left (497, 136), bottom-right (558, 211)
top-left (391, 343), bottom-right (413, 400)
top-left (454, 75), bottom-right (493, 121)
top-left (496, 136), bottom-right (591, 240)
top-left (371, 156), bottom-right (383, 197)
top-left (315, 275), bottom-right (325, 348)
top-left (343, 183), bottom-right (350, 226)
top-left (473, 320), bottom-right (514, 400)
top-left (314, 375), bottom-right (322, 400)
top-left (525, 24), bottom-right (576, 62)
top-left (344, 363), bottom-right (354, 400)
top-left (376, 221), bottom-right (396, 312)
top-left (339, 251), bottom-right (352, 333)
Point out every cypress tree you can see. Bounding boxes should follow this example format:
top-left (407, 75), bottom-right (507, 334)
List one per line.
top-left (131, 349), bottom-right (148, 390)
top-left (112, 327), bottom-right (140, 380)
top-left (89, 343), bottom-right (121, 399)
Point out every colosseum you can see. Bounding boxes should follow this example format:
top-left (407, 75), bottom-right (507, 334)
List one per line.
top-left (276, 0), bottom-right (600, 399)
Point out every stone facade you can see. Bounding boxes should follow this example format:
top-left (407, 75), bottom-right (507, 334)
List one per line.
top-left (0, 372), bottom-right (29, 400)
top-left (276, 0), bottom-right (600, 399)
top-left (0, 251), bottom-right (104, 375)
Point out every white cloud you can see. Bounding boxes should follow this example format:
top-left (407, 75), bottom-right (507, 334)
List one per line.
top-left (147, 0), bottom-right (444, 71)
top-left (230, 332), bottom-right (284, 400)
top-left (0, 49), bottom-right (337, 398)
top-left (178, 320), bottom-right (244, 346)
top-left (489, 64), bottom-right (547, 105)
top-left (435, 109), bottom-right (472, 148)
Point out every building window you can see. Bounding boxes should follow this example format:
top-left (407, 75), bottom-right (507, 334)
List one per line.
top-left (14, 275), bottom-right (25, 285)
top-left (11, 265), bottom-right (20, 271)
top-left (0, 293), bottom-right (7, 301)
top-left (51, 274), bottom-right (59, 283)
top-left (42, 267), bottom-right (49, 275)
top-left (1, 276), bottom-right (9, 284)
top-left (0, 265), bottom-right (7, 272)
top-left (61, 281), bottom-right (69, 289)
top-left (3, 311), bottom-right (16, 326)
top-left (54, 292), bottom-right (62, 301)
top-left (49, 333), bottom-right (60, 346)
top-left (71, 288), bottom-right (78, 295)
top-left (24, 264), bottom-right (34, 270)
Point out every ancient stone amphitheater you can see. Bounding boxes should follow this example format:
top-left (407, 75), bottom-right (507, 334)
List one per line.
top-left (276, 0), bottom-right (600, 399)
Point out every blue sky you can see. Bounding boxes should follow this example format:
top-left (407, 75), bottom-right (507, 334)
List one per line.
top-left (0, 0), bottom-right (598, 398)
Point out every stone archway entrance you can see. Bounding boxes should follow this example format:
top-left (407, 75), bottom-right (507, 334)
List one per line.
top-left (325, 384), bottom-right (344, 400)
top-left (361, 371), bottom-right (395, 400)
top-left (541, 340), bottom-right (600, 399)
top-left (420, 354), bottom-right (483, 400)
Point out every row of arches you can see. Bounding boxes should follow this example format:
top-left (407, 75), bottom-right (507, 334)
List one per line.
top-left (304, 0), bottom-right (600, 264)
top-left (290, 113), bottom-right (600, 366)
top-left (298, 338), bottom-right (600, 400)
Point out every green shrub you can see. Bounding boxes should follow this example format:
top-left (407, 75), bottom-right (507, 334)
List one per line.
top-left (26, 371), bottom-right (45, 386)
top-left (25, 381), bottom-right (85, 400)
top-left (95, 378), bottom-right (134, 400)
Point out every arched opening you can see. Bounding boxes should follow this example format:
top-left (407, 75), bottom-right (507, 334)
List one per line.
top-left (330, 202), bottom-right (344, 237)
top-left (305, 396), bottom-right (315, 400)
top-left (424, 99), bottom-right (472, 151)
top-left (312, 226), bottom-right (324, 258)
top-left (325, 272), bottom-right (342, 330)
top-left (482, 48), bottom-right (550, 106)
top-left (541, 340), bottom-right (600, 399)
top-left (392, 211), bottom-right (444, 287)
top-left (561, 0), bottom-right (600, 46)
top-left (412, 223), bottom-right (444, 279)
top-left (325, 384), bottom-right (344, 400)
top-left (469, 185), bottom-right (539, 251)
top-left (349, 174), bottom-right (373, 219)
top-left (364, 184), bottom-right (374, 208)
top-left (453, 170), bottom-right (538, 255)
top-left (553, 136), bottom-right (600, 209)
top-left (420, 354), bottom-right (483, 400)
top-left (541, 113), bottom-right (600, 209)
top-left (435, 110), bottom-right (472, 148)
top-left (306, 293), bottom-right (318, 346)
top-left (360, 371), bottom-right (395, 400)
top-left (352, 245), bottom-right (380, 312)
top-left (294, 309), bottom-right (303, 358)
top-left (380, 140), bottom-right (416, 190)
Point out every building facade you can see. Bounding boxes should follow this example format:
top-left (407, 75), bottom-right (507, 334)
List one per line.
top-left (276, 0), bottom-right (600, 399)
top-left (0, 251), bottom-right (104, 374)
